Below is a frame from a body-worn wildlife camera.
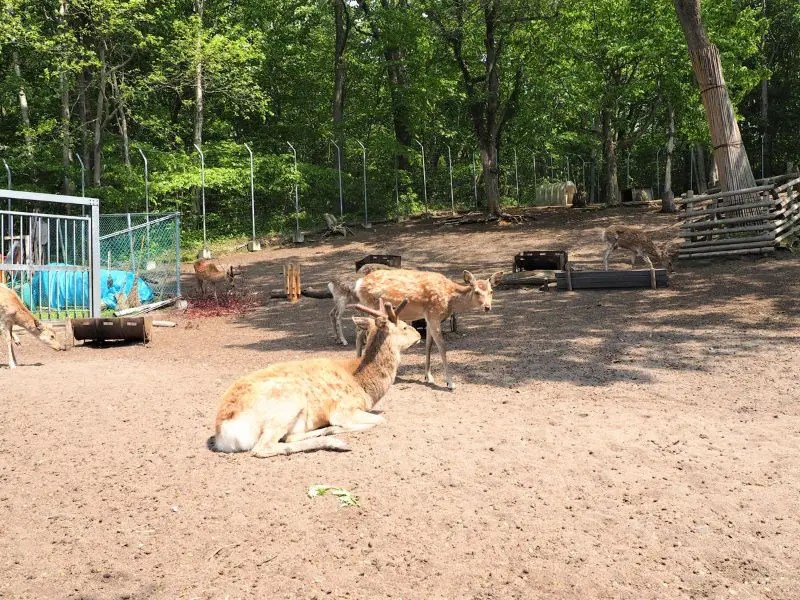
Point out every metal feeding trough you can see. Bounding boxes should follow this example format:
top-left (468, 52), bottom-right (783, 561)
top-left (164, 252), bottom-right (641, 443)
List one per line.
top-left (355, 254), bottom-right (402, 271)
top-left (67, 316), bottom-right (153, 345)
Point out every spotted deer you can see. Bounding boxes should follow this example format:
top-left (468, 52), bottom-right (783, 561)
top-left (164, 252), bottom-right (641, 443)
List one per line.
top-left (354, 268), bottom-right (503, 390)
top-left (1, 285), bottom-right (65, 369)
top-left (328, 263), bottom-right (396, 346)
top-left (602, 225), bottom-right (679, 272)
top-left (193, 259), bottom-right (242, 300)
top-left (212, 298), bottom-right (420, 458)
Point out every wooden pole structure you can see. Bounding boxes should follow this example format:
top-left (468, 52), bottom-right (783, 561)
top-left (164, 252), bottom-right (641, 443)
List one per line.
top-left (283, 263), bottom-right (301, 303)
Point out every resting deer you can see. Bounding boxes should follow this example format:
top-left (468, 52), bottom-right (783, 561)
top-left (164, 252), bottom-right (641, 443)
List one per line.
top-left (193, 259), bottom-right (242, 300)
top-left (212, 298), bottom-right (420, 458)
top-left (328, 263), bottom-right (396, 346)
top-left (354, 268), bottom-right (503, 390)
top-left (1, 285), bottom-right (65, 369)
top-left (602, 225), bottom-right (678, 272)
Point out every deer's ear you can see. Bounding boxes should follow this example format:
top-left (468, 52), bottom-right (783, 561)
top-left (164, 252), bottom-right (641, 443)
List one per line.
top-left (489, 271), bottom-right (504, 287)
top-left (463, 270), bottom-right (476, 285)
top-left (352, 316), bottom-right (373, 331)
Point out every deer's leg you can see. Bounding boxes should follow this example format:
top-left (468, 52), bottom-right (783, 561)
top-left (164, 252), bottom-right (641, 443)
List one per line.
top-left (602, 246), bottom-right (613, 271)
top-left (197, 278), bottom-right (205, 298)
top-left (3, 324), bottom-right (17, 369)
top-left (424, 320), bottom-right (436, 384)
top-left (330, 300), bottom-right (348, 345)
top-left (427, 319), bottom-right (454, 390)
top-left (213, 282), bottom-right (219, 301)
top-left (641, 254), bottom-right (655, 269)
top-left (11, 330), bottom-right (20, 345)
top-left (284, 411), bottom-right (384, 443)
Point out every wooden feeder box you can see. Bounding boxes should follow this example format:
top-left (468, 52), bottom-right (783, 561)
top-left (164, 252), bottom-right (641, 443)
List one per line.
top-left (355, 254), bottom-right (402, 271)
top-left (513, 251), bottom-right (568, 272)
top-left (67, 316), bottom-right (153, 345)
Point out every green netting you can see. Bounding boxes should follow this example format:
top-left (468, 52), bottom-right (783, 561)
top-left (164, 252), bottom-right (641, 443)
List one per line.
top-left (98, 213), bottom-right (181, 302)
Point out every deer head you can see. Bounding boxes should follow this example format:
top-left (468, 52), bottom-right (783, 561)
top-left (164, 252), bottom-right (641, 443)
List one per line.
top-left (463, 270), bottom-right (504, 312)
top-left (35, 320), bottom-right (65, 351)
top-left (350, 298), bottom-right (419, 352)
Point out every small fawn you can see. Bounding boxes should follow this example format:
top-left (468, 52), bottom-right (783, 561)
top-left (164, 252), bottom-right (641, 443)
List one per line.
top-left (1, 285), bottom-right (65, 369)
top-left (212, 298), bottom-right (419, 458)
top-left (602, 225), bottom-right (678, 272)
top-left (193, 259), bottom-right (242, 300)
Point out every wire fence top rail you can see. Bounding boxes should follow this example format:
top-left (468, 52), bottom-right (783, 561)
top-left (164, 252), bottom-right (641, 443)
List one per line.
top-left (1, 189), bottom-right (99, 207)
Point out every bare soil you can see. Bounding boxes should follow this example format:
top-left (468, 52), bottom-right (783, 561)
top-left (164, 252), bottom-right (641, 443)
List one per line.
top-left (2, 206), bottom-right (799, 599)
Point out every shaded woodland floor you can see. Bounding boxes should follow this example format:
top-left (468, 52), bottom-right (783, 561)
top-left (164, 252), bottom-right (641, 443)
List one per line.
top-left (2, 206), bottom-right (799, 599)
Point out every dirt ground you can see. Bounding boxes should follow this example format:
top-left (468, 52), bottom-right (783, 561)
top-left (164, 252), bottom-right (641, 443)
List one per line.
top-left (2, 206), bottom-right (799, 600)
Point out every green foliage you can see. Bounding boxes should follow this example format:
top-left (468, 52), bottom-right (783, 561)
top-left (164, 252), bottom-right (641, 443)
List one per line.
top-left (0, 0), bottom-right (794, 236)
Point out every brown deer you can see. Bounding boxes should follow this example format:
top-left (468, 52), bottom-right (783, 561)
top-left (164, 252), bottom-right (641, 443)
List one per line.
top-left (212, 298), bottom-right (420, 458)
top-left (602, 225), bottom-right (678, 272)
top-left (1, 285), bottom-right (65, 369)
top-left (193, 259), bottom-right (242, 300)
top-left (354, 268), bottom-right (503, 390)
top-left (328, 263), bottom-right (396, 346)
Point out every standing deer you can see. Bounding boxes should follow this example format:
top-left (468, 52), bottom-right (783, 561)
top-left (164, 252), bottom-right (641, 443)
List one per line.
top-left (1, 285), bottom-right (65, 369)
top-left (212, 298), bottom-right (420, 458)
top-left (354, 268), bottom-right (503, 390)
top-left (602, 225), bottom-right (678, 272)
top-left (193, 259), bottom-right (242, 300)
top-left (328, 263), bottom-right (395, 346)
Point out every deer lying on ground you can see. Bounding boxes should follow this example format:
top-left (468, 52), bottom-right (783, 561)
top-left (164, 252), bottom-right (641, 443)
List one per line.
top-left (193, 259), bottom-right (242, 300)
top-left (328, 263), bottom-right (396, 346)
top-left (354, 268), bottom-right (503, 390)
top-left (602, 225), bottom-right (679, 272)
top-left (1, 285), bottom-right (65, 369)
top-left (212, 298), bottom-right (420, 458)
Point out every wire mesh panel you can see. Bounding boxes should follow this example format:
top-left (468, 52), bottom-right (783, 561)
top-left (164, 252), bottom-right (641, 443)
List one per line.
top-left (1, 190), bottom-right (100, 321)
top-left (98, 213), bottom-right (181, 308)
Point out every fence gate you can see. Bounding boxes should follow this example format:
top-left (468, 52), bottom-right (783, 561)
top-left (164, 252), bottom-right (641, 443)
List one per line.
top-left (1, 190), bottom-right (101, 320)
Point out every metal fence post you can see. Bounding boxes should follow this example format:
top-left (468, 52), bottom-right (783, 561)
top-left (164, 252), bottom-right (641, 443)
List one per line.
top-left (514, 148), bottom-right (520, 204)
top-left (447, 144), bottom-right (455, 215)
top-left (135, 147), bottom-right (150, 244)
top-left (330, 138), bottom-right (343, 218)
top-left (90, 200), bottom-right (101, 317)
top-left (2, 159), bottom-right (10, 210)
top-left (357, 140), bottom-right (370, 227)
top-left (193, 144), bottom-right (210, 257)
top-left (243, 143), bottom-right (259, 251)
top-left (175, 212), bottom-right (182, 298)
top-left (655, 147), bottom-right (661, 200)
top-left (75, 153), bottom-right (86, 197)
top-left (415, 140), bottom-right (427, 215)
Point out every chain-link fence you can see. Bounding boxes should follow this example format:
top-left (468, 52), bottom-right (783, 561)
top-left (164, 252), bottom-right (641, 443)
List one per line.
top-left (98, 213), bottom-right (181, 310)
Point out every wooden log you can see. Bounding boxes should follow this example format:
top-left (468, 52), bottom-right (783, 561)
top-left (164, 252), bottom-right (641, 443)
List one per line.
top-left (684, 198), bottom-right (776, 219)
top-left (499, 270), bottom-right (557, 287)
top-left (679, 247), bottom-right (774, 259)
top-left (677, 184), bottom-right (772, 207)
top-left (678, 222), bottom-right (775, 237)
top-left (679, 234), bottom-right (775, 248)
top-left (774, 174), bottom-right (800, 192)
top-left (679, 239), bottom-right (775, 253)
top-left (680, 212), bottom-right (771, 230)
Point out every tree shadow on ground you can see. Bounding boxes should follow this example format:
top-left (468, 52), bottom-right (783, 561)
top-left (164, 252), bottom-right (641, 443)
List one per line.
top-left (213, 207), bottom-right (800, 389)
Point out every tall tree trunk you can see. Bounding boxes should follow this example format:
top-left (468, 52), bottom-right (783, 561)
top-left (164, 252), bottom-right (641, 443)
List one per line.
top-left (59, 0), bottom-right (72, 194)
top-left (601, 109), bottom-right (621, 205)
top-left (12, 51), bottom-right (33, 154)
top-left (92, 43), bottom-right (107, 186)
top-left (662, 104), bottom-right (676, 212)
top-left (694, 142), bottom-right (708, 193)
top-left (760, 77), bottom-right (769, 178)
top-left (331, 0), bottom-right (349, 165)
top-left (479, 144), bottom-right (500, 215)
top-left (355, 0), bottom-right (412, 171)
top-left (111, 70), bottom-right (131, 169)
top-left (673, 0), bottom-right (756, 198)
top-left (193, 0), bottom-right (204, 149)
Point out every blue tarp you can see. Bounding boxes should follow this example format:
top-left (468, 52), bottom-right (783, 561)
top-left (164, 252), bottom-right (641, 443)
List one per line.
top-left (20, 264), bottom-right (153, 310)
